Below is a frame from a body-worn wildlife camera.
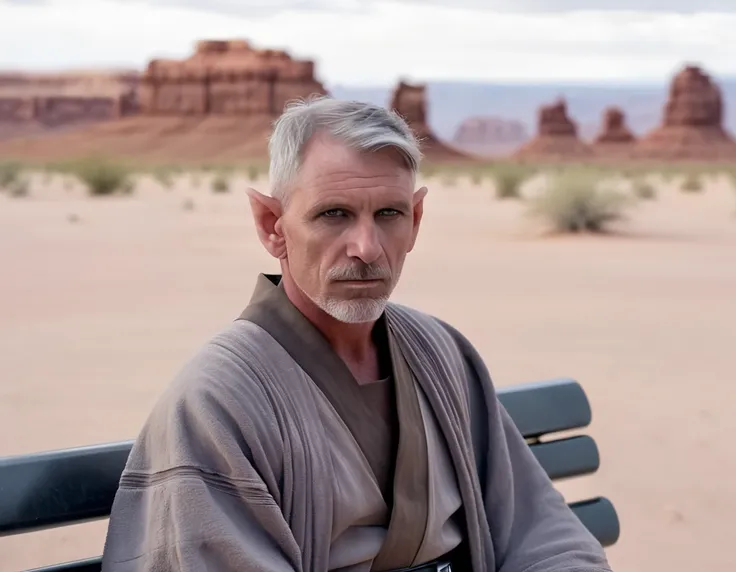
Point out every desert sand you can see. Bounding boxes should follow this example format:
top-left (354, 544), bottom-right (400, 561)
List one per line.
top-left (1, 171), bottom-right (735, 571)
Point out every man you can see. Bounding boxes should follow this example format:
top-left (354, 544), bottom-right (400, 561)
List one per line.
top-left (101, 96), bottom-right (612, 572)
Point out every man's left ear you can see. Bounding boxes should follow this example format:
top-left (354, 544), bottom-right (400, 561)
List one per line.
top-left (407, 186), bottom-right (428, 252)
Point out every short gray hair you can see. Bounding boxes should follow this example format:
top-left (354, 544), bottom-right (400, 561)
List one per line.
top-left (268, 95), bottom-right (422, 201)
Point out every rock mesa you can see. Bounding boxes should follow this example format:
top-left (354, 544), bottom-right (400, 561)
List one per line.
top-left (140, 39), bottom-right (327, 116)
top-left (0, 71), bottom-right (138, 140)
top-left (452, 116), bottom-right (529, 156)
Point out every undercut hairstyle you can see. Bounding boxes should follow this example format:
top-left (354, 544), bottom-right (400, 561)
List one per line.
top-left (268, 95), bottom-right (422, 202)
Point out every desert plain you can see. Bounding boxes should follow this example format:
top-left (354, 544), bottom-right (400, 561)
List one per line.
top-left (0, 163), bottom-right (735, 572)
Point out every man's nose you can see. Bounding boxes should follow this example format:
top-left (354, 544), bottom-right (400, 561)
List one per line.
top-left (345, 220), bottom-right (382, 264)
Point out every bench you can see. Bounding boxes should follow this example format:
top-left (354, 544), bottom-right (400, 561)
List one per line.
top-left (0, 377), bottom-right (620, 571)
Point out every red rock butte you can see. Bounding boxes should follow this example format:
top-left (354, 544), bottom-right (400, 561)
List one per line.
top-left (0, 71), bottom-right (138, 141)
top-left (638, 64), bottom-right (736, 160)
top-left (595, 107), bottom-right (635, 145)
top-left (0, 39), bottom-right (327, 163)
top-left (139, 39), bottom-right (326, 116)
top-left (389, 80), bottom-right (469, 162)
top-left (590, 106), bottom-right (636, 159)
top-left (514, 98), bottom-right (592, 160)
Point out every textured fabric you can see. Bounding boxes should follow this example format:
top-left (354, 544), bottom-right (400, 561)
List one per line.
top-left (101, 273), bottom-right (612, 572)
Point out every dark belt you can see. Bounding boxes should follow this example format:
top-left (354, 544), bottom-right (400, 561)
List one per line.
top-left (390, 562), bottom-right (451, 572)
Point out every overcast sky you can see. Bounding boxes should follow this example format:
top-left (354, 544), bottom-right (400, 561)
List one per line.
top-left (1, 0), bottom-right (735, 86)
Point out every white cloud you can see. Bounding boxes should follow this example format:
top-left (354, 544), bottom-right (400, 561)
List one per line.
top-left (0, 0), bottom-right (734, 85)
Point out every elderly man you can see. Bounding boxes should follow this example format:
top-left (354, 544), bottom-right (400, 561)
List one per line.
top-left (101, 96), bottom-right (612, 572)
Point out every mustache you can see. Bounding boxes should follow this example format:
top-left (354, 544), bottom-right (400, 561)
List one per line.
top-left (328, 263), bottom-right (391, 281)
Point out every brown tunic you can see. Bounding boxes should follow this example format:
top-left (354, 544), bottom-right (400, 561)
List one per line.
top-left (358, 377), bottom-right (398, 506)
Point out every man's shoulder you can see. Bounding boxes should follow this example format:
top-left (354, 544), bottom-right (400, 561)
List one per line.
top-left (128, 320), bottom-right (286, 474)
top-left (153, 320), bottom-right (282, 418)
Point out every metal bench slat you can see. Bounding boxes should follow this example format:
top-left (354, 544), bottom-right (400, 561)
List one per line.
top-left (27, 557), bottom-right (102, 572)
top-left (0, 441), bottom-right (133, 537)
top-left (570, 496), bottom-right (621, 547)
top-left (1, 377), bottom-right (618, 556)
top-left (0, 435), bottom-right (602, 537)
top-left (497, 378), bottom-right (592, 438)
top-left (23, 497), bottom-right (618, 571)
top-left (529, 435), bottom-right (600, 480)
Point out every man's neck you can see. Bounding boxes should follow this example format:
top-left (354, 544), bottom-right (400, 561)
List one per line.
top-left (280, 272), bottom-right (381, 382)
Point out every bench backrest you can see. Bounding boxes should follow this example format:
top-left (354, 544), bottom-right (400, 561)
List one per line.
top-left (0, 377), bottom-right (620, 572)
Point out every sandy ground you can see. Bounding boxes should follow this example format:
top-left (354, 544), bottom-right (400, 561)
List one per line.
top-left (1, 171), bottom-right (735, 571)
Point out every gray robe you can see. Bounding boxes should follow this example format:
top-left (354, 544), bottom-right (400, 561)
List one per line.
top-left (101, 273), bottom-right (612, 572)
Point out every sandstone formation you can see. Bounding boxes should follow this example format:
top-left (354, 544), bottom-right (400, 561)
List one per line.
top-left (0, 71), bottom-right (138, 140)
top-left (452, 116), bottom-right (529, 156)
top-left (0, 39), bottom-right (326, 162)
top-left (139, 39), bottom-right (327, 116)
top-left (515, 98), bottom-right (591, 159)
top-left (595, 107), bottom-right (635, 144)
top-left (638, 65), bottom-right (736, 159)
top-left (389, 80), bottom-right (468, 161)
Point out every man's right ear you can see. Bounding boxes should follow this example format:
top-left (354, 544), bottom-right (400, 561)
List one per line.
top-left (246, 188), bottom-right (286, 259)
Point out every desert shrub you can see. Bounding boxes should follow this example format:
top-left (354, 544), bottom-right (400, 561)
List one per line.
top-left (440, 172), bottom-right (457, 187)
top-left (529, 169), bottom-right (631, 233)
top-left (211, 172), bottom-right (231, 193)
top-left (681, 173), bottom-right (703, 193)
top-left (8, 176), bottom-right (30, 198)
top-left (247, 164), bottom-right (262, 181)
top-left (491, 165), bottom-right (528, 199)
top-left (0, 160), bottom-right (22, 188)
top-left (190, 172), bottom-right (202, 188)
top-left (632, 177), bottom-right (657, 200)
top-left (121, 177), bottom-right (136, 195)
top-left (153, 167), bottom-right (174, 189)
top-left (420, 164), bottom-right (438, 179)
top-left (724, 170), bottom-right (736, 192)
top-left (70, 157), bottom-right (133, 196)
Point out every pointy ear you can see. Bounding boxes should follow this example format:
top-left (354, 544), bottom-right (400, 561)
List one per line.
top-left (407, 185), bottom-right (428, 252)
top-left (246, 187), bottom-right (286, 259)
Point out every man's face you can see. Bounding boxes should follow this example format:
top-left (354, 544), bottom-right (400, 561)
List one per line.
top-left (279, 134), bottom-right (425, 323)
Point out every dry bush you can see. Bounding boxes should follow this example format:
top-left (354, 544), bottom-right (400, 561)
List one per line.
top-left (440, 172), bottom-right (458, 187)
top-left (490, 165), bottom-right (529, 199)
top-left (247, 164), bottom-right (262, 181)
top-left (0, 160), bottom-right (22, 189)
top-left (419, 164), bottom-right (439, 180)
top-left (681, 172), bottom-right (704, 193)
top-left (153, 167), bottom-right (174, 189)
top-left (631, 176), bottom-right (657, 200)
top-left (211, 172), bottom-right (231, 193)
top-left (8, 176), bottom-right (30, 198)
top-left (469, 170), bottom-right (484, 186)
top-left (529, 169), bottom-right (632, 233)
top-left (69, 157), bottom-right (134, 197)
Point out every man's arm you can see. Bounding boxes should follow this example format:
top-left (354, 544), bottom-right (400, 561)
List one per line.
top-left (443, 322), bottom-right (613, 572)
top-left (101, 346), bottom-right (301, 572)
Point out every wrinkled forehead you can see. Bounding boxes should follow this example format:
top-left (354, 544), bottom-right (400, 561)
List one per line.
top-left (291, 134), bottom-right (416, 204)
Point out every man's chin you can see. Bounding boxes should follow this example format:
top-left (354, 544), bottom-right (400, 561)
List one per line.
top-left (318, 297), bottom-right (388, 324)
